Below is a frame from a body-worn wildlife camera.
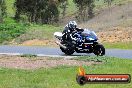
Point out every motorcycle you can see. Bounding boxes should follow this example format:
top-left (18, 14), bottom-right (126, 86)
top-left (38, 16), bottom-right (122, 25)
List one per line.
top-left (54, 29), bottom-right (105, 56)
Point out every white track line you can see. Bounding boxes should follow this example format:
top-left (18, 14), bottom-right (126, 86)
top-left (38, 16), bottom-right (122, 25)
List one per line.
top-left (0, 53), bottom-right (22, 56)
top-left (0, 53), bottom-right (76, 58)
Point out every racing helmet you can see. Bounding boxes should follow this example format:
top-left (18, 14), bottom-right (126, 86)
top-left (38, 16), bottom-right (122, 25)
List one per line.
top-left (68, 21), bottom-right (77, 30)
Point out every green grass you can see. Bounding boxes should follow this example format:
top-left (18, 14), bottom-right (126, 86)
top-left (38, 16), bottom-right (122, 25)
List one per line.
top-left (5, 0), bottom-right (15, 17)
top-left (104, 42), bottom-right (132, 49)
top-left (20, 54), bottom-right (37, 58)
top-left (15, 24), bottom-right (62, 43)
top-left (0, 18), bottom-right (27, 44)
top-left (0, 56), bottom-right (132, 88)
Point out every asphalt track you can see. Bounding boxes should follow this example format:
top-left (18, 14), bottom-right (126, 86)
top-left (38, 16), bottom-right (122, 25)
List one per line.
top-left (0, 45), bottom-right (132, 59)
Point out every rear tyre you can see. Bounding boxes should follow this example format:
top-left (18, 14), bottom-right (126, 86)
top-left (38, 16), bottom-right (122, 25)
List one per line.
top-left (93, 44), bottom-right (105, 56)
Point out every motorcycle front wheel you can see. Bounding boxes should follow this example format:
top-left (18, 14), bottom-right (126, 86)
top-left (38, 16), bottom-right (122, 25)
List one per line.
top-left (60, 47), bottom-right (75, 55)
top-left (93, 44), bottom-right (105, 56)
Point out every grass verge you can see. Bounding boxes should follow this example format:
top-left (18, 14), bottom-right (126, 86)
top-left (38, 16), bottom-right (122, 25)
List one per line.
top-left (0, 18), bottom-right (28, 44)
top-left (0, 56), bottom-right (132, 88)
top-left (104, 42), bottom-right (132, 49)
top-left (15, 24), bottom-right (62, 43)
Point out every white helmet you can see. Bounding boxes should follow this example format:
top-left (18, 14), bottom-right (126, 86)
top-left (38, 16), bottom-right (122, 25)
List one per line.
top-left (68, 21), bottom-right (77, 30)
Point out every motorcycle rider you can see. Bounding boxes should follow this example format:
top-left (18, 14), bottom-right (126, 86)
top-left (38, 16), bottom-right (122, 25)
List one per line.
top-left (62, 21), bottom-right (84, 43)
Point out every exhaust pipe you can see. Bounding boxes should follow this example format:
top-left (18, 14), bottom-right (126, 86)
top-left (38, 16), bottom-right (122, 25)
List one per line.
top-left (55, 41), bottom-right (67, 49)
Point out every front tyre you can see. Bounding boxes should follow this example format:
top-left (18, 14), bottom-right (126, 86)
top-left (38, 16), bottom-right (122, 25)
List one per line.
top-left (60, 47), bottom-right (75, 55)
top-left (93, 44), bottom-right (105, 56)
